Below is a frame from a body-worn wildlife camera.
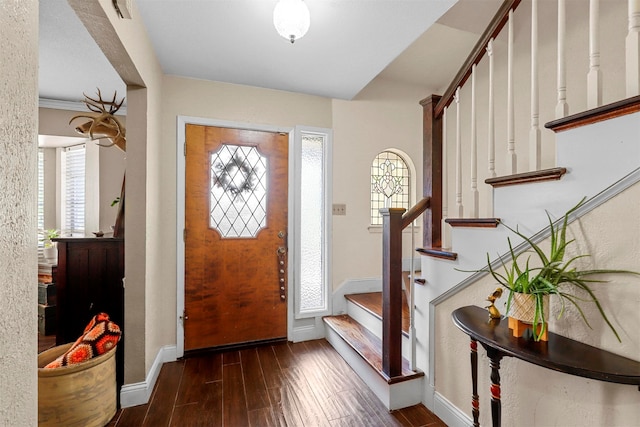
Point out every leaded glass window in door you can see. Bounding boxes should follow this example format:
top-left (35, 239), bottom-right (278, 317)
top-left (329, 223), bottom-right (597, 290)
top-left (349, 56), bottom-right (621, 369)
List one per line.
top-left (209, 144), bottom-right (267, 238)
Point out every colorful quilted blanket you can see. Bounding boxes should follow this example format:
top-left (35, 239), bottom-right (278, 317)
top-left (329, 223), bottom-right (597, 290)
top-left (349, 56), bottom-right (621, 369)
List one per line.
top-left (45, 312), bottom-right (121, 368)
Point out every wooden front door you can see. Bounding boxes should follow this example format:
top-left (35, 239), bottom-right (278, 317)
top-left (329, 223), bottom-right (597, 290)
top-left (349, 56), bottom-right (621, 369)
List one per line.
top-left (184, 124), bottom-right (288, 351)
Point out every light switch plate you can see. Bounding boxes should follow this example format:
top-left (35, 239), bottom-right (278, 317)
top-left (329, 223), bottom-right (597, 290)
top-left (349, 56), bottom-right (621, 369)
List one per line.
top-left (332, 204), bottom-right (346, 215)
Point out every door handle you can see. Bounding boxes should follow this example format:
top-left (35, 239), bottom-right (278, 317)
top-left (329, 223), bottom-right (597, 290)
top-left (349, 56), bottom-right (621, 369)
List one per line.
top-left (277, 244), bottom-right (287, 302)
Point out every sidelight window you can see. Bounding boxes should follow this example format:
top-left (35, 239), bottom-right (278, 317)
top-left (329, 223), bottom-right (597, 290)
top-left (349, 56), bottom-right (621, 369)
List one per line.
top-left (294, 127), bottom-right (332, 318)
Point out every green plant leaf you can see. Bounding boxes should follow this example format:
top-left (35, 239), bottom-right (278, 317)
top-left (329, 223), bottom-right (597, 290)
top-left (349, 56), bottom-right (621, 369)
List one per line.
top-left (477, 197), bottom-right (636, 342)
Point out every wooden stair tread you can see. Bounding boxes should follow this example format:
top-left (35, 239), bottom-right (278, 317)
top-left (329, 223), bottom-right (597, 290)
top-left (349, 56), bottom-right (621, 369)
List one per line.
top-left (545, 94), bottom-right (640, 133)
top-left (404, 270), bottom-right (425, 286)
top-left (323, 314), bottom-right (424, 384)
top-left (445, 218), bottom-right (501, 227)
top-left (485, 167), bottom-right (567, 188)
top-left (345, 292), bottom-right (410, 335)
top-left (416, 247), bottom-right (458, 260)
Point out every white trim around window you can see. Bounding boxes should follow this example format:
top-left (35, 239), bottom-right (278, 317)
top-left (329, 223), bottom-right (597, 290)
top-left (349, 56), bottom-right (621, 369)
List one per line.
top-left (293, 126), bottom-right (333, 320)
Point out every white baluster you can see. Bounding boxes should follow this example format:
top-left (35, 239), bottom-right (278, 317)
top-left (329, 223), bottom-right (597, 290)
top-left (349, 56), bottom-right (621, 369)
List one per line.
top-left (588, 0), bottom-right (602, 108)
top-left (556, 0), bottom-right (569, 118)
top-left (626, 0), bottom-right (640, 96)
top-left (442, 107), bottom-right (450, 248)
top-left (410, 221), bottom-right (416, 371)
top-left (507, 9), bottom-right (517, 174)
top-left (530, 0), bottom-right (541, 171)
top-left (470, 65), bottom-right (478, 218)
top-left (455, 88), bottom-right (463, 218)
top-left (487, 38), bottom-right (495, 217)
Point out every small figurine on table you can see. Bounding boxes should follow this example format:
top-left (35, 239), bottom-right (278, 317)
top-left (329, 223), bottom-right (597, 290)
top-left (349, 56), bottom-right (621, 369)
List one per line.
top-left (485, 287), bottom-right (503, 319)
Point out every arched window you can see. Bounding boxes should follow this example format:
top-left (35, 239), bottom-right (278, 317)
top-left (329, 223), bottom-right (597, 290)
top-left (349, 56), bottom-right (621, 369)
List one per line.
top-left (370, 150), bottom-right (411, 225)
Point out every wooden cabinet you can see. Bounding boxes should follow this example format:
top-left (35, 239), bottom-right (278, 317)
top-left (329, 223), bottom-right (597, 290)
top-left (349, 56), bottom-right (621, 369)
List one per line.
top-left (54, 237), bottom-right (124, 389)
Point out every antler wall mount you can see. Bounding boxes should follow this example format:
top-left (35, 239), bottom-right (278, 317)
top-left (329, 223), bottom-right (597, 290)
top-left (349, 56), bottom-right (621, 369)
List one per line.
top-left (69, 89), bottom-right (127, 238)
top-left (69, 89), bottom-right (126, 152)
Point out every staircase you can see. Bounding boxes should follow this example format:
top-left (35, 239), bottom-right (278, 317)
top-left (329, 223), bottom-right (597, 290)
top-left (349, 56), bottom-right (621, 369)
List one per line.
top-left (323, 272), bottom-right (425, 410)
top-left (324, 0), bottom-right (640, 423)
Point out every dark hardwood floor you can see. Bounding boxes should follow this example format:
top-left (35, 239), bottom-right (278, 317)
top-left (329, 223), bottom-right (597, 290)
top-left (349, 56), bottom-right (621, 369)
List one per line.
top-left (106, 339), bottom-right (446, 427)
top-left (38, 333), bottom-right (56, 353)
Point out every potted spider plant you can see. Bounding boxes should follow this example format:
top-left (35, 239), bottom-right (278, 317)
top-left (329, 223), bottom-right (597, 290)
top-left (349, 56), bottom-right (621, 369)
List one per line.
top-left (40, 229), bottom-right (59, 262)
top-left (486, 198), bottom-right (638, 341)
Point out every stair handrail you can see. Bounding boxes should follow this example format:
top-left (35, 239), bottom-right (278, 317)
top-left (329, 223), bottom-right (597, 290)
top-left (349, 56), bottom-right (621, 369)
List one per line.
top-left (434, 0), bottom-right (522, 119)
top-left (381, 196), bottom-right (431, 377)
top-left (401, 196), bottom-right (430, 229)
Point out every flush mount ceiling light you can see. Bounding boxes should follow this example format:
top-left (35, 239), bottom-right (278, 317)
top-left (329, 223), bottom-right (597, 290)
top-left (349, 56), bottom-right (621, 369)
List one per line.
top-left (273, 0), bottom-right (310, 44)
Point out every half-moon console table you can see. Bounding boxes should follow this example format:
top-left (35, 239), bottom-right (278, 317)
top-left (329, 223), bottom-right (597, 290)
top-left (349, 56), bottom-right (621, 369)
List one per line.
top-left (452, 305), bottom-right (640, 427)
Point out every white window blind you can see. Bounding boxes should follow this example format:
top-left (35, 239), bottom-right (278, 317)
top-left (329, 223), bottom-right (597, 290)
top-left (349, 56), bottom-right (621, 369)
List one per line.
top-left (62, 144), bottom-right (85, 236)
top-left (37, 149), bottom-right (44, 247)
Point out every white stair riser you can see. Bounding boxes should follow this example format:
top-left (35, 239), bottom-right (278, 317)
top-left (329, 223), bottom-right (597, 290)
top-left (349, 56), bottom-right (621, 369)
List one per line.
top-left (324, 323), bottom-right (423, 411)
top-left (346, 299), bottom-right (412, 358)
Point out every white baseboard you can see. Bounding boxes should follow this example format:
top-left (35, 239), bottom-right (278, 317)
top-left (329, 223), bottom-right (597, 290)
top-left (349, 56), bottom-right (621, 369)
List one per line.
top-left (433, 391), bottom-right (472, 427)
top-left (120, 345), bottom-right (177, 408)
top-left (292, 321), bottom-right (325, 342)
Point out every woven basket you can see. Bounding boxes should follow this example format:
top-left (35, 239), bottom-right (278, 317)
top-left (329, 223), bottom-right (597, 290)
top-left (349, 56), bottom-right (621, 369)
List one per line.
top-left (508, 292), bottom-right (549, 324)
top-left (38, 343), bottom-right (117, 427)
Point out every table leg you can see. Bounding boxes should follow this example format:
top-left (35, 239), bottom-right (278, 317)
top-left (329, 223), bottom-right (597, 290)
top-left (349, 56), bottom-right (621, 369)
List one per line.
top-left (470, 339), bottom-right (479, 427)
top-left (486, 347), bottom-right (504, 427)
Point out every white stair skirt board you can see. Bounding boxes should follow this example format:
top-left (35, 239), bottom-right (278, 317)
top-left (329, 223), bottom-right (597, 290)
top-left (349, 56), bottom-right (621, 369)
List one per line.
top-left (433, 390), bottom-right (473, 427)
top-left (120, 345), bottom-right (177, 408)
top-left (324, 324), bottom-right (423, 411)
top-left (345, 298), bottom-right (412, 357)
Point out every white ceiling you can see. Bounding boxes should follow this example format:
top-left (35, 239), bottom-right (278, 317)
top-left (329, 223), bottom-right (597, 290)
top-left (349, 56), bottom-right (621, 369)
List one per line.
top-left (38, 0), bottom-right (501, 105)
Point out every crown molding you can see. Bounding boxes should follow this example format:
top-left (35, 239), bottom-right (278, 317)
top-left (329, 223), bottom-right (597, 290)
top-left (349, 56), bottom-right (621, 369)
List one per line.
top-left (39, 98), bottom-right (127, 115)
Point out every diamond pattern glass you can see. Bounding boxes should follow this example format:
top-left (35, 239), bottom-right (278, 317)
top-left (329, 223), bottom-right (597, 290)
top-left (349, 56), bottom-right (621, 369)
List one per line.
top-left (210, 144), bottom-right (267, 238)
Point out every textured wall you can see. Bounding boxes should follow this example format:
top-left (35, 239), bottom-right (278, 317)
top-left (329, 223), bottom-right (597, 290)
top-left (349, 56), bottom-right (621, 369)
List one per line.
top-left (0, 0), bottom-right (39, 425)
top-left (435, 183), bottom-right (640, 427)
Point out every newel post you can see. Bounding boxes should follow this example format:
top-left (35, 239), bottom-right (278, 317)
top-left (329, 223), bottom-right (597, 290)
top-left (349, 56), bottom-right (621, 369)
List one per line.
top-left (420, 94), bottom-right (443, 249)
top-left (381, 207), bottom-right (405, 378)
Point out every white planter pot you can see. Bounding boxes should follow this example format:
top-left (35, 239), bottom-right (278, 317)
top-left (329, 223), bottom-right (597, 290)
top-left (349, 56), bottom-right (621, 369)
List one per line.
top-left (43, 246), bottom-right (57, 262)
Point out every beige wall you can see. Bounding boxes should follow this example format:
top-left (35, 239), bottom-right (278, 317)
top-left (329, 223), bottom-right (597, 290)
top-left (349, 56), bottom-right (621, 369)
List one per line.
top-left (0, 0), bottom-right (38, 425)
top-left (435, 182), bottom-right (640, 426)
top-left (332, 77), bottom-right (429, 287)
